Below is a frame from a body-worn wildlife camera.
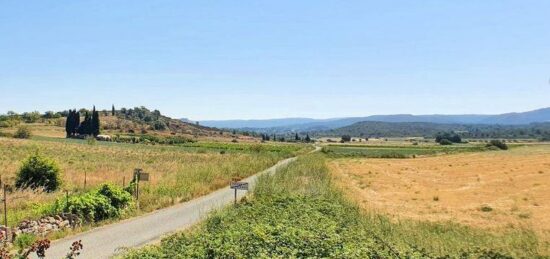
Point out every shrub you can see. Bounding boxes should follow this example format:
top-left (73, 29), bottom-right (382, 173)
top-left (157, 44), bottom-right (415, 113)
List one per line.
top-left (435, 132), bottom-right (461, 143)
top-left (439, 139), bottom-right (453, 145)
top-left (480, 205), bottom-right (493, 212)
top-left (52, 184), bottom-right (132, 222)
top-left (13, 126), bottom-right (32, 139)
top-left (98, 183), bottom-right (133, 209)
top-left (14, 233), bottom-right (36, 253)
top-left (16, 154), bottom-right (62, 192)
top-left (341, 135), bottom-right (351, 142)
top-left (486, 140), bottom-right (508, 150)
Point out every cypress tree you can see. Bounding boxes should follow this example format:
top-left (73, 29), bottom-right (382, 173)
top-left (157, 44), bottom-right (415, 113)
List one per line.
top-left (112, 105), bottom-right (115, 116)
top-left (92, 106), bottom-right (100, 136)
top-left (295, 133), bottom-right (300, 141)
top-left (65, 110), bottom-right (73, 138)
top-left (305, 134), bottom-right (311, 143)
top-left (78, 112), bottom-right (91, 135)
top-left (73, 110), bottom-right (80, 135)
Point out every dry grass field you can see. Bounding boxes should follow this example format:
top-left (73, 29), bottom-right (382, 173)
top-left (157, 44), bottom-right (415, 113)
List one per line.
top-left (330, 144), bottom-right (550, 248)
top-left (0, 135), bottom-right (305, 226)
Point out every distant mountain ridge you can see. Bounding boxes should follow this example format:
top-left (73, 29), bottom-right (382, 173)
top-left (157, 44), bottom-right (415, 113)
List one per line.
top-left (195, 107), bottom-right (550, 132)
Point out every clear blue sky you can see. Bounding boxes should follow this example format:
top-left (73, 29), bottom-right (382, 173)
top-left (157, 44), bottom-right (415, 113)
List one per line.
top-left (1, 1), bottom-right (549, 120)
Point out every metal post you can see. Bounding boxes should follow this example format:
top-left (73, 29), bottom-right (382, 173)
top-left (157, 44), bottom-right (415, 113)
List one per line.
top-left (234, 189), bottom-right (237, 205)
top-left (3, 184), bottom-right (7, 227)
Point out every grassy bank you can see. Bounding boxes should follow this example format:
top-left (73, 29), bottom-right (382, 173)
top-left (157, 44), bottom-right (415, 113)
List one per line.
top-left (124, 153), bottom-right (545, 258)
top-left (0, 136), bottom-right (308, 226)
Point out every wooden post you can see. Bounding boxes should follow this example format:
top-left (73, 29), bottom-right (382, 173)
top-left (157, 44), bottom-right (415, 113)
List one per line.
top-left (3, 184), bottom-right (7, 227)
top-left (84, 171), bottom-right (87, 189)
top-left (122, 176), bottom-right (126, 187)
top-left (134, 171), bottom-right (140, 209)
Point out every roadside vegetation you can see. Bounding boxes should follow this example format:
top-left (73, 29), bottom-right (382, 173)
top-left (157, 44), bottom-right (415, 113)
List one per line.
top-left (124, 152), bottom-right (544, 258)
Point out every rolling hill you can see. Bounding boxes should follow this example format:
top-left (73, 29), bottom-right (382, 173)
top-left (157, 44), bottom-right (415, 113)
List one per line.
top-left (197, 107), bottom-right (550, 133)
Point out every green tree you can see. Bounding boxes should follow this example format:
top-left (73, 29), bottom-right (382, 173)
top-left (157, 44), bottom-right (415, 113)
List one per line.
top-left (92, 106), bottom-right (100, 136)
top-left (65, 110), bottom-right (73, 137)
top-left (16, 154), bottom-right (62, 192)
top-left (78, 111), bottom-right (91, 135)
top-left (112, 104), bottom-right (116, 116)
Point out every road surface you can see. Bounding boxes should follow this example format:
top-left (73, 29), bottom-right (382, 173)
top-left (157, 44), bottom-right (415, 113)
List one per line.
top-left (39, 156), bottom-right (297, 258)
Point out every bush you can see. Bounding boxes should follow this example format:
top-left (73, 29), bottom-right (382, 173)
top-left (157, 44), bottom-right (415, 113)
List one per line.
top-left (16, 154), bottom-right (62, 192)
top-left (341, 135), bottom-right (352, 142)
top-left (13, 126), bottom-right (32, 139)
top-left (439, 139), bottom-right (453, 145)
top-left (98, 183), bottom-right (133, 209)
top-left (52, 184), bottom-right (132, 222)
top-left (435, 132), bottom-right (461, 143)
top-left (13, 233), bottom-right (36, 253)
top-left (487, 140), bottom-right (508, 150)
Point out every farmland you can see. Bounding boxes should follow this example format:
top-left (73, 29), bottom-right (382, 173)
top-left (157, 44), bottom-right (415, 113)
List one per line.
top-left (0, 134), bottom-right (308, 227)
top-left (330, 144), bottom-right (550, 255)
top-left (125, 146), bottom-right (548, 258)
top-left (321, 142), bottom-right (491, 158)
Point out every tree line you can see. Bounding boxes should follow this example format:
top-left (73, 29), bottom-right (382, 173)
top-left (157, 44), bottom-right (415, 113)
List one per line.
top-left (65, 106), bottom-right (101, 137)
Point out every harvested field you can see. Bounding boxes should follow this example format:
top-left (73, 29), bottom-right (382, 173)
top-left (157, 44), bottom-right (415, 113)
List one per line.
top-left (330, 145), bottom-right (550, 245)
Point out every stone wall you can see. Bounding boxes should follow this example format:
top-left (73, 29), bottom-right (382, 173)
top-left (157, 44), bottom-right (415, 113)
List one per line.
top-left (0, 214), bottom-right (81, 242)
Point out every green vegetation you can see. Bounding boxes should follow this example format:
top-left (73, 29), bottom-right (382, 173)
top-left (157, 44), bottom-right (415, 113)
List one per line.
top-left (321, 144), bottom-right (487, 158)
top-left (13, 126), bottom-right (32, 139)
top-left (46, 184), bottom-right (132, 222)
top-left (435, 132), bottom-right (462, 144)
top-left (487, 139), bottom-right (509, 150)
top-left (439, 138), bottom-right (453, 145)
top-left (110, 133), bottom-right (194, 145)
top-left (15, 153), bottom-right (62, 192)
top-left (13, 233), bottom-right (36, 254)
top-left (0, 136), bottom-right (308, 226)
top-left (323, 121), bottom-right (550, 140)
top-left (125, 153), bottom-right (541, 258)
top-left (116, 106), bottom-right (171, 131)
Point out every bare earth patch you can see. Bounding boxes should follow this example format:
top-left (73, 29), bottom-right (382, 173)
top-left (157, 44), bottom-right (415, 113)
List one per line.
top-left (330, 145), bottom-right (550, 242)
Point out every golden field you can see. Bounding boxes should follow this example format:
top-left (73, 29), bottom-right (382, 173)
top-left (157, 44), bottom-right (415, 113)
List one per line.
top-left (330, 144), bottom-right (550, 249)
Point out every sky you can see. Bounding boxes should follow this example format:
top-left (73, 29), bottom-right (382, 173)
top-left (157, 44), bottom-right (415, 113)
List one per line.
top-left (1, 1), bottom-right (549, 120)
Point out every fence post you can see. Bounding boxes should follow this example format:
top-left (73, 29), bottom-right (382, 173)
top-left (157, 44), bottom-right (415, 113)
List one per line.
top-left (3, 184), bottom-right (7, 227)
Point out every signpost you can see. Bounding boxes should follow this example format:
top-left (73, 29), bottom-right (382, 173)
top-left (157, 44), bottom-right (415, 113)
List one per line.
top-left (133, 169), bottom-right (149, 209)
top-left (230, 181), bottom-right (249, 205)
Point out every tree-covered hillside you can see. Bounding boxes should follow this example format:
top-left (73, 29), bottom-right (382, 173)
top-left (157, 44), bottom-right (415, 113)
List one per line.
top-left (319, 121), bottom-right (550, 140)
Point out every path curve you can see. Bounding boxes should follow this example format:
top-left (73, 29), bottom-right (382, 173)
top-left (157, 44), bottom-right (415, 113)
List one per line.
top-left (39, 156), bottom-right (297, 258)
